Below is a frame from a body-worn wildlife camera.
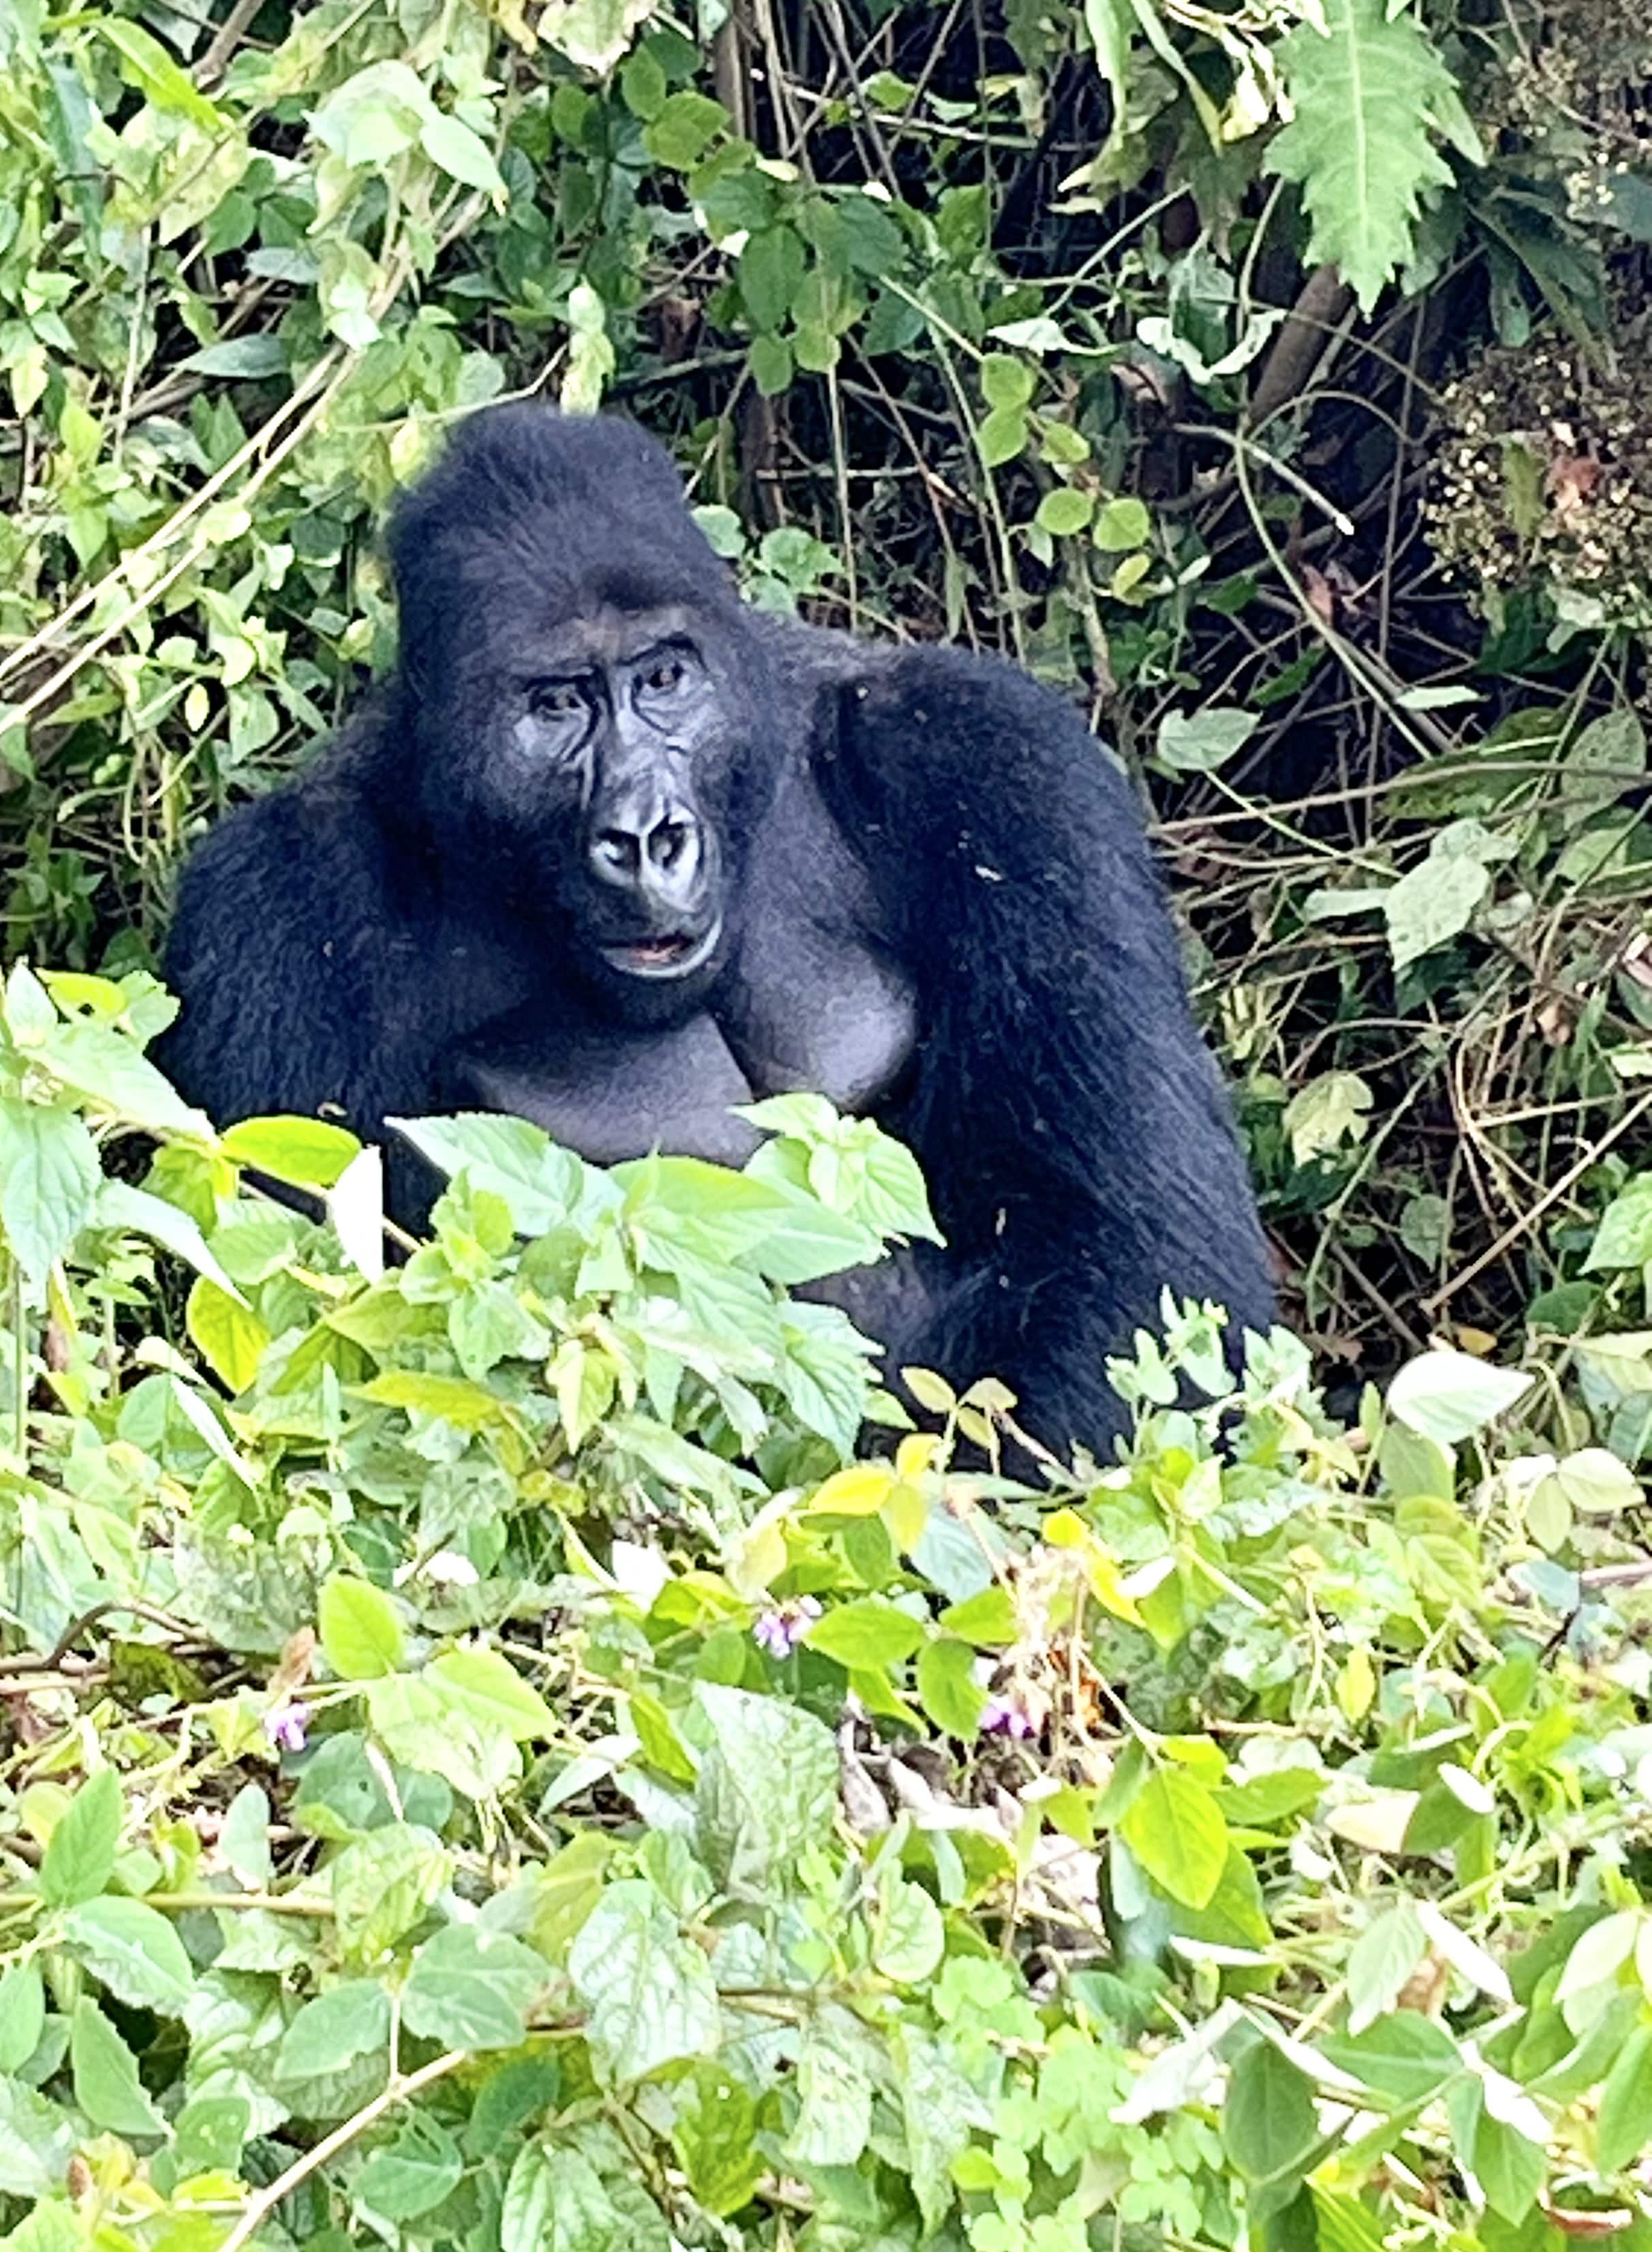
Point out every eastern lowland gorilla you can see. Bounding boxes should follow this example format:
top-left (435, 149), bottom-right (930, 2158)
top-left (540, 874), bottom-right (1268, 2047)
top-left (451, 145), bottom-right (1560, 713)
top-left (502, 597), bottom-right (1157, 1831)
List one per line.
top-left (162, 404), bottom-right (1274, 1451)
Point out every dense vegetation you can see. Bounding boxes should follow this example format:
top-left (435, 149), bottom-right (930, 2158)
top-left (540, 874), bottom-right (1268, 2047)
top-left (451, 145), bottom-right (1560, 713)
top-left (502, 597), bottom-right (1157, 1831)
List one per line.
top-left (3, 0), bottom-right (1652, 2247)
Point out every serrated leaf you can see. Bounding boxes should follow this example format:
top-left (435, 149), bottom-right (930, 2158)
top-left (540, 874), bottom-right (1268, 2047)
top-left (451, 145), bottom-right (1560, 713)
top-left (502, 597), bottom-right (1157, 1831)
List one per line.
top-left (428, 1646), bottom-right (556, 1740)
top-left (402, 1924), bottom-right (546, 2051)
top-left (0, 1098), bottom-right (99, 1282)
top-left (1267, 0), bottom-right (1481, 314)
top-left (277, 1980), bottom-right (390, 2080)
top-left (803, 1598), bottom-right (925, 1669)
top-left (568, 1879), bottom-right (721, 2082)
top-left (355, 2110), bottom-right (465, 2220)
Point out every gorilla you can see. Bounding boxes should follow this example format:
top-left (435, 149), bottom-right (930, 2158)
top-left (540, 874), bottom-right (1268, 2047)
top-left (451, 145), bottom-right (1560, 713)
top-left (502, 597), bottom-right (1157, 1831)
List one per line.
top-left (161, 404), bottom-right (1273, 1451)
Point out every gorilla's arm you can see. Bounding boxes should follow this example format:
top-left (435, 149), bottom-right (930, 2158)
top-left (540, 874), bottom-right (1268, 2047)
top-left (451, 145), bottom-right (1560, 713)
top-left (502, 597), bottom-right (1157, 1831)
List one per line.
top-left (820, 645), bottom-right (1275, 1450)
top-left (159, 743), bottom-right (454, 1164)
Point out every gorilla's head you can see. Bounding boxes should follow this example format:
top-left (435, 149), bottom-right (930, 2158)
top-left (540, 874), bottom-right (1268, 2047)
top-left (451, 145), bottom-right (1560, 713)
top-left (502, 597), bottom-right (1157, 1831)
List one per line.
top-left (386, 405), bottom-right (779, 1021)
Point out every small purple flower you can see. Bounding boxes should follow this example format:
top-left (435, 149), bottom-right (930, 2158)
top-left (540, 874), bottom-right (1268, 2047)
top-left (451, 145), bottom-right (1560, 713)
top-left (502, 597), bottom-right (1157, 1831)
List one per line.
top-left (753, 1597), bottom-right (823, 1659)
top-left (980, 1697), bottom-right (1035, 1740)
top-left (265, 1700), bottom-right (311, 1754)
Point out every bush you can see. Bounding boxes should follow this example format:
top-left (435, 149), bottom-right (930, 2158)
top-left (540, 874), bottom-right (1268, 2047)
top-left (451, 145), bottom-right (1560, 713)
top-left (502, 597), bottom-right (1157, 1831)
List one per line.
top-left (3, 968), bottom-right (1652, 2251)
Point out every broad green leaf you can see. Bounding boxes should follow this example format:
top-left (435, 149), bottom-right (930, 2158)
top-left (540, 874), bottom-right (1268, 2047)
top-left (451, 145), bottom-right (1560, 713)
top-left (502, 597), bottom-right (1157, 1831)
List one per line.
top-left (41, 1017), bottom-right (206, 1134)
top-left (1120, 1768), bottom-right (1228, 1911)
top-left (0, 1965), bottom-right (45, 2073)
top-left (101, 1181), bottom-right (242, 1299)
top-left (277, 1981), bottom-right (390, 2080)
top-left (40, 1768), bottom-right (122, 1908)
top-left (786, 2005), bottom-right (877, 2167)
top-left (187, 1275), bottom-right (269, 1392)
top-left (539, 0), bottom-right (657, 73)
top-left (0, 2076), bottom-right (75, 2197)
top-left (222, 1115), bottom-right (362, 1188)
top-left (567, 1879), bottom-right (721, 2082)
top-left (1587, 1176), bottom-right (1652, 1271)
top-left (645, 91), bottom-right (726, 168)
top-left (1387, 1350), bottom-right (1533, 1443)
top-left (1598, 2021), bottom-right (1652, 2174)
top-left (739, 227), bottom-right (805, 332)
top-left (1266, 0), bottom-right (1481, 313)
top-left (69, 1998), bottom-right (165, 2135)
top-left (391, 1112), bottom-right (586, 1233)
top-left (1223, 2037), bottom-right (1319, 2183)
top-left (403, 1924), bottom-right (546, 2051)
top-left (331, 1825), bottom-right (450, 1962)
top-left (0, 1097), bottom-right (99, 1282)
top-left (672, 2059), bottom-right (764, 2217)
top-left (1345, 1898), bottom-right (1427, 2034)
top-left (1155, 705), bottom-right (1258, 775)
top-left (980, 353), bottom-right (1035, 410)
top-left (916, 1637), bottom-right (987, 1737)
top-left (427, 1646), bottom-right (556, 1741)
top-left (1284, 1071), bottom-right (1373, 1166)
top-left (873, 1879), bottom-right (944, 1984)
top-left (1321, 2011), bottom-right (1463, 2104)
top-left (1035, 487), bottom-right (1093, 537)
top-left (420, 111), bottom-right (505, 197)
top-left (318, 1574), bottom-right (406, 1680)
top-left (694, 1683), bottom-right (839, 1898)
top-left (937, 1584), bottom-right (1017, 1647)
top-left (501, 2142), bottom-right (627, 2252)
top-left (355, 2110), bottom-right (465, 2220)
top-left (61, 1896), bottom-right (194, 2011)
top-left (356, 1369), bottom-right (510, 1429)
top-left (1473, 2108), bottom-right (1544, 2223)
top-left (804, 1598), bottom-right (925, 1669)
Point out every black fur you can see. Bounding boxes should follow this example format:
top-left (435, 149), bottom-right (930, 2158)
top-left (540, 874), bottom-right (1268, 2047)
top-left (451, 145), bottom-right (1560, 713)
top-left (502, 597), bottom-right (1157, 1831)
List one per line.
top-left (161, 405), bottom-right (1274, 1451)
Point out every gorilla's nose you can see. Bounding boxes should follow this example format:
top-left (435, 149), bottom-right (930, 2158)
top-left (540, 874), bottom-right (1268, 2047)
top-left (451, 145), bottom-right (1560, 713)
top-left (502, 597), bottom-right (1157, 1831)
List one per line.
top-left (589, 805), bottom-right (703, 908)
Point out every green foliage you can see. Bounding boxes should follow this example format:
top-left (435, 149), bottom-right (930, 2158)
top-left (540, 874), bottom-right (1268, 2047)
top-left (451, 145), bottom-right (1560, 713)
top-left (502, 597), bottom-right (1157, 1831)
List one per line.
top-left (1, 989), bottom-right (1651, 2251)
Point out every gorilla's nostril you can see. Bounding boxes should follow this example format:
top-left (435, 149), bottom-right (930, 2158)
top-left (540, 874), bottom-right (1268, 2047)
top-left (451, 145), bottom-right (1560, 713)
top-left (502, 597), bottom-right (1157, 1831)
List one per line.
top-left (651, 820), bottom-right (690, 872)
top-left (596, 829), bottom-right (641, 876)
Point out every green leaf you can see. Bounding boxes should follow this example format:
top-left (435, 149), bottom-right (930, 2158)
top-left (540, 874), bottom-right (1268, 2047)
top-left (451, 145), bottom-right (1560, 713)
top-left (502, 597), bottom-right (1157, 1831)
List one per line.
top-left (318, 1574), bottom-right (406, 1680)
top-left (331, 1825), bottom-right (450, 1962)
top-left (672, 2059), bottom-right (764, 2217)
top-left (1345, 1899), bottom-right (1427, 2034)
top-left (916, 1637), bottom-right (987, 1737)
top-left (420, 111), bottom-right (505, 197)
top-left (42, 1017), bottom-right (204, 1134)
top-left (787, 2004), bottom-right (876, 2167)
top-left (1587, 1176), bottom-right (1652, 1271)
top-left (976, 405), bottom-right (1027, 468)
top-left (1598, 2021), bottom-right (1652, 2174)
top-left (355, 2110), bottom-right (465, 2221)
top-left (1266, 0), bottom-right (1481, 314)
top-left (804, 1598), bottom-right (925, 1669)
top-left (392, 1112), bottom-right (585, 1233)
top-left (1224, 2037), bottom-right (1320, 2184)
top-left (980, 353), bottom-right (1035, 410)
top-left (1321, 2011), bottom-right (1463, 2103)
top-left (1094, 494), bottom-right (1151, 550)
top-left (567, 1879), bottom-right (721, 2083)
top-left (61, 1896), bottom-right (195, 2011)
top-left (645, 91), bottom-right (727, 168)
top-left (1120, 1768), bottom-right (1229, 1910)
top-left (0, 2076), bottom-right (75, 2198)
top-left (937, 1584), bottom-right (1017, 1647)
top-left (873, 1878), bottom-right (944, 1984)
top-left (427, 1646), bottom-right (556, 1742)
top-left (739, 227), bottom-right (805, 333)
top-left (277, 1981), bottom-right (391, 2080)
top-left (69, 1998), bottom-right (165, 2136)
top-left (402, 1925), bottom-right (547, 2051)
top-left (694, 1683), bottom-right (839, 1898)
top-left (0, 1098), bottom-right (99, 1282)
top-left (186, 1276), bottom-right (269, 1393)
top-left (40, 1768), bottom-right (122, 1908)
top-left (222, 1115), bottom-right (362, 1188)
top-left (1387, 1350), bottom-right (1533, 1443)
top-left (0, 1964), bottom-right (45, 2073)
top-left (1155, 705), bottom-right (1259, 775)
top-left (1473, 2108), bottom-right (1545, 2223)
top-left (176, 336), bottom-right (289, 380)
top-left (1035, 487), bottom-right (1094, 537)
top-left (749, 333), bottom-right (795, 396)
top-left (91, 16), bottom-right (223, 127)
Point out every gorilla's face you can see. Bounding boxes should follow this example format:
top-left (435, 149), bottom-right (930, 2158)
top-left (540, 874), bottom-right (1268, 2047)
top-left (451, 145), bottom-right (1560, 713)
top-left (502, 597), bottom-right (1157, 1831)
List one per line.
top-left (440, 599), bottom-right (762, 1021)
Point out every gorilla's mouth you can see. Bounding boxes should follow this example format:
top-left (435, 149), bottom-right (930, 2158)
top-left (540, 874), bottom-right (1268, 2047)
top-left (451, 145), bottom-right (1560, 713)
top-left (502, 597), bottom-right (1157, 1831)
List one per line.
top-left (601, 917), bottom-right (722, 981)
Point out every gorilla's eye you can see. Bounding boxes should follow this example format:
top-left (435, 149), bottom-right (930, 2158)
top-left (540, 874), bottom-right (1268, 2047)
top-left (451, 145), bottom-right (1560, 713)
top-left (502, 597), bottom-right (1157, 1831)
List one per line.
top-left (642, 655), bottom-right (685, 695)
top-left (528, 679), bottom-right (588, 723)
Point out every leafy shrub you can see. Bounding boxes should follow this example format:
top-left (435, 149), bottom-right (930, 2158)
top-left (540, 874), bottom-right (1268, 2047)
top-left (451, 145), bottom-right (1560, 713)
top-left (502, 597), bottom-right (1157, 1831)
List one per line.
top-left (3, 974), bottom-right (1652, 2251)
